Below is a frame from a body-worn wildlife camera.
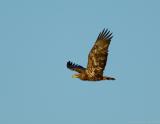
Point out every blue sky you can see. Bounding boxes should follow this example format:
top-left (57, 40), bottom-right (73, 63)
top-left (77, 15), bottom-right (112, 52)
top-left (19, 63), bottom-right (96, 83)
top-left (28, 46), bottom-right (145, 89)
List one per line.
top-left (0, 0), bottom-right (160, 124)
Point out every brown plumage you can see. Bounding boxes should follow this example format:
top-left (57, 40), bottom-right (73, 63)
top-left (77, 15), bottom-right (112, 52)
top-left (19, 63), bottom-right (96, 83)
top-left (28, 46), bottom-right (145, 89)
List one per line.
top-left (67, 28), bottom-right (115, 81)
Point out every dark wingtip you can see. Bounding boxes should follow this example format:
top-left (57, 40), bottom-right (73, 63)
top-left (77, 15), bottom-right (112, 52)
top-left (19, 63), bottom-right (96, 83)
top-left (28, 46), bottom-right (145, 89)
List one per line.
top-left (67, 61), bottom-right (74, 69)
top-left (97, 28), bottom-right (113, 41)
top-left (67, 61), bottom-right (85, 70)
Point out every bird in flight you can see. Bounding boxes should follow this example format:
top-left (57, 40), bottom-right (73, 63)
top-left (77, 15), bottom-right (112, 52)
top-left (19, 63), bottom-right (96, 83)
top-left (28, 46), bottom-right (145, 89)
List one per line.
top-left (67, 28), bottom-right (115, 81)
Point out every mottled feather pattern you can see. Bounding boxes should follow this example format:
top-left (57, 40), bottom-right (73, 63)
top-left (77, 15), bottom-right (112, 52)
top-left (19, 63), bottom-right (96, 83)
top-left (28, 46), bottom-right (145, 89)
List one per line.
top-left (67, 28), bottom-right (115, 81)
top-left (67, 61), bottom-right (85, 73)
top-left (86, 28), bottom-right (113, 77)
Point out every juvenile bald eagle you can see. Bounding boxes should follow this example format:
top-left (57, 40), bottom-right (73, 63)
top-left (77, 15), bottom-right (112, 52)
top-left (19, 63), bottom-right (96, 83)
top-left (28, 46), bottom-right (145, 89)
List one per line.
top-left (67, 28), bottom-right (115, 81)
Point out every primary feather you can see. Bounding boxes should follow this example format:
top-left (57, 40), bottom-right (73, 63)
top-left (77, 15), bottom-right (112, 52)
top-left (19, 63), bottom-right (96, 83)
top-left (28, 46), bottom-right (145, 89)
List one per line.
top-left (67, 61), bottom-right (85, 73)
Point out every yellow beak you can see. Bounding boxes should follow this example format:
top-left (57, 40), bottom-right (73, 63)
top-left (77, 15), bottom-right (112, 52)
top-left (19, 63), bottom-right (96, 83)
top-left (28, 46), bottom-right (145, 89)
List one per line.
top-left (72, 74), bottom-right (79, 78)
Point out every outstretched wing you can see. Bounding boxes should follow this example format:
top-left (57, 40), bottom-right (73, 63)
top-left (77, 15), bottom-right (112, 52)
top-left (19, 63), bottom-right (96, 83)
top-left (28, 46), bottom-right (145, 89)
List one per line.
top-left (86, 28), bottom-right (113, 77)
top-left (67, 61), bottom-right (86, 73)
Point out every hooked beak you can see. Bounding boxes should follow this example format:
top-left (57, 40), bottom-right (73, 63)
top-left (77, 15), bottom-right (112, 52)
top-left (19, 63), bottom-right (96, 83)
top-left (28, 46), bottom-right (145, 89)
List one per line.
top-left (72, 74), bottom-right (79, 78)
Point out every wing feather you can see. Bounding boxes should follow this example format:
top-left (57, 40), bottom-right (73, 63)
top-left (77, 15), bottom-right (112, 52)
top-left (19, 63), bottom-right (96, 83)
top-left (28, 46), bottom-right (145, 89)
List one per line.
top-left (67, 61), bottom-right (86, 73)
top-left (86, 28), bottom-right (113, 77)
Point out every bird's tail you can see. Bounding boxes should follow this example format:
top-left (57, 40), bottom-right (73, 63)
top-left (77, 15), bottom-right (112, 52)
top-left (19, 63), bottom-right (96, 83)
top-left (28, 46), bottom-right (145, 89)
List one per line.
top-left (103, 76), bottom-right (115, 80)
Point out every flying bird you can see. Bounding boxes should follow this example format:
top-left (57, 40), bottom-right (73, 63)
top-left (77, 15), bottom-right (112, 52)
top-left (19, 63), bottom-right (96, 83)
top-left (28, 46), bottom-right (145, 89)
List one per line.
top-left (67, 28), bottom-right (115, 81)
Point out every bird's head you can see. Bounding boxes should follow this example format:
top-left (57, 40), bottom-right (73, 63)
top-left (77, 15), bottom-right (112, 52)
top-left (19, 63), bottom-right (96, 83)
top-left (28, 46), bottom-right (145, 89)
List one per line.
top-left (72, 73), bottom-right (80, 79)
top-left (72, 73), bottom-right (88, 80)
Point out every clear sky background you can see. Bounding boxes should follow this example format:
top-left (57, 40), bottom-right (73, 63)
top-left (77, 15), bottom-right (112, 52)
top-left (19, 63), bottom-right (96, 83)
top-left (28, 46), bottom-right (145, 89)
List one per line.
top-left (0, 0), bottom-right (160, 124)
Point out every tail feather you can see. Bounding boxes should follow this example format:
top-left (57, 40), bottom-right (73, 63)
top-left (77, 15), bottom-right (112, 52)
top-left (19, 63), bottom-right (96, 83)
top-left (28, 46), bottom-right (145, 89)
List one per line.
top-left (103, 76), bottom-right (115, 80)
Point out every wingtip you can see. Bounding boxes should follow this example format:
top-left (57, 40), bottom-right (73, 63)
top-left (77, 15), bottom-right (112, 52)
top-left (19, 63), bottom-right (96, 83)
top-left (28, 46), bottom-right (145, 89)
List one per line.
top-left (97, 28), bottom-right (113, 41)
top-left (67, 61), bottom-right (72, 68)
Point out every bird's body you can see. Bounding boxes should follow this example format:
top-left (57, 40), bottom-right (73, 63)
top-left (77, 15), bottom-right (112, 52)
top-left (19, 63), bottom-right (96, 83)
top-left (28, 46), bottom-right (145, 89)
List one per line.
top-left (67, 29), bottom-right (115, 81)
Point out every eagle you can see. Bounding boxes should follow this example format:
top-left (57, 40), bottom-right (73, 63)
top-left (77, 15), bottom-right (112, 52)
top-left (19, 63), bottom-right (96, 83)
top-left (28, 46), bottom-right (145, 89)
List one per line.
top-left (67, 28), bottom-right (115, 81)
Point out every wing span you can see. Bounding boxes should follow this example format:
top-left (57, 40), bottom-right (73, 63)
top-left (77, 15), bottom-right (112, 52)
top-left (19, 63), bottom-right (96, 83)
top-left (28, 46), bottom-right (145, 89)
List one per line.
top-left (86, 28), bottom-right (113, 77)
top-left (67, 61), bottom-right (86, 73)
